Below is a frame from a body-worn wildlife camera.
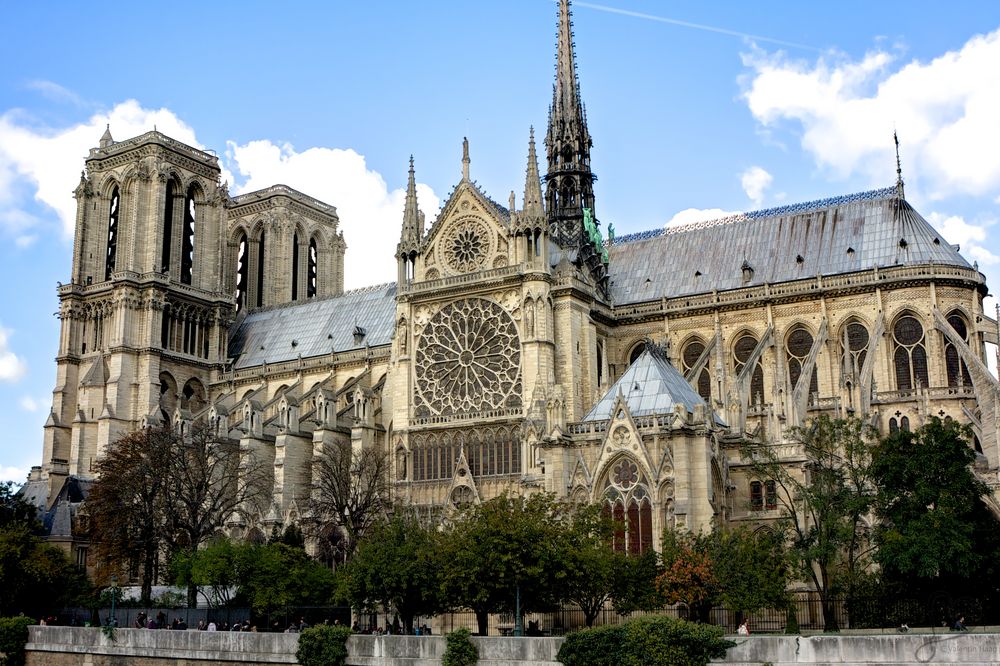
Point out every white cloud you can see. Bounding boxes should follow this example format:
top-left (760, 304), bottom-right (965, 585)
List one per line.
top-left (0, 325), bottom-right (27, 383)
top-left (665, 207), bottom-right (740, 228)
top-left (926, 212), bottom-right (986, 248)
top-left (25, 80), bottom-right (85, 107)
top-left (0, 100), bottom-right (202, 239)
top-left (742, 28), bottom-right (1000, 199)
top-left (18, 395), bottom-right (42, 412)
top-left (0, 466), bottom-right (27, 484)
top-left (226, 141), bottom-right (439, 289)
top-left (741, 166), bottom-right (773, 207)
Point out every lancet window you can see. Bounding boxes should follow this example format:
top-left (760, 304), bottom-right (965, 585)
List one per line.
top-left (786, 326), bottom-right (818, 395)
top-left (681, 338), bottom-right (711, 402)
top-left (161, 180), bottom-right (175, 274)
top-left (308, 238), bottom-right (318, 298)
top-left (180, 186), bottom-right (196, 285)
top-left (944, 312), bottom-right (972, 387)
top-left (409, 425), bottom-right (521, 481)
top-left (104, 186), bottom-right (120, 281)
top-left (291, 233), bottom-right (300, 301)
top-left (733, 333), bottom-right (765, 405)
top-left (892, 314), bottom-right (928, 391)
top-left (234, 233), bottom-right (248, 311)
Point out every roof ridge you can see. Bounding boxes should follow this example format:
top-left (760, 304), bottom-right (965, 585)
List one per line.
top-left (244, 281), bottom-right (397, 315)
top-left (614, 186), bottom-right (899, 246)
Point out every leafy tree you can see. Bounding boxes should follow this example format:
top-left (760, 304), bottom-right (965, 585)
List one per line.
top-left (711, 526), bottom-right (790, 617)
top-left (657, 531), bottom-right (717, 623)
top-left (610, 548), bottom-right (662, 615)
top-left (439, 493), bottom-right (570, 635)
top-left (558, 504), bottom-right (625, 626)
top-left (741, 415), bottom-right (877, 630)
top-left (0, 522), bottom-right (91, 617)
top-left (87, 426), bottom-right (175, 604)
top-left (871, 417), bottom-right (1000, 596)
top-left (309, 444), bottom-right (390, 561)
top-left (0, 481), bottom-right (39, 531)
top-left (343, 509), bottom-right (441, 633)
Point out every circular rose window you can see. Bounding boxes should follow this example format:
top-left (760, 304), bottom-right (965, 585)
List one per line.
top-left (442, 218), bottom-right (491, 273)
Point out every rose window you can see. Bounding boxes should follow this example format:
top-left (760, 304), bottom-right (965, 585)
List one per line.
top-left (613, 460), bottom-right (639, 489)
top-left (414, 298), bottom-right (522, 416)
top-left (442, 218), bottom-right (490, 273)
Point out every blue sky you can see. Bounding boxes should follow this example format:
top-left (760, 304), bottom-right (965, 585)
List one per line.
top-left (2, 1), bottom-right (1000, 482)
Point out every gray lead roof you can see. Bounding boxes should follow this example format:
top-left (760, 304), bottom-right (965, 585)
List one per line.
top-left (607, 188), bottom-right (972, 305)
top-left (228, 283), bottom-right (397, 368)
top-left (583, 345), bottom-right (708, 422)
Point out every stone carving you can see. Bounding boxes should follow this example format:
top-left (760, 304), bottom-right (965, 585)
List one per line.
top-left (441, 217), bottom-right (491, 274)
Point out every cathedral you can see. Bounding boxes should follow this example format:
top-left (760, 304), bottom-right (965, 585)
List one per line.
top-left (25, 0), bottom-right (1000, 567)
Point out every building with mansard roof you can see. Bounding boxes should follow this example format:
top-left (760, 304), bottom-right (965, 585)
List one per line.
top-left (27, 0), bottom-right (1000, 568)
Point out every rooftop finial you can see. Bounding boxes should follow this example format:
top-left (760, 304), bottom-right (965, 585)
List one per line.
top-left (523, 126), bottom-right (544, 219)
top-left (462, 137), bottom-right (470, 180)
top-left (99, 124), bottom-right (114, 149)
top-left (894, 130), bottom-right (905, 199)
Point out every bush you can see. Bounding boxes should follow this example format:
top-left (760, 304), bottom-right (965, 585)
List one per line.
top-left (442, 627), bottom-right (478, 666)
top-left (0, 617), bottom-right (34, 666)
top-left (557, 616), bottom-right (734, 666)
top-left (295, 624), bottom-right (352, 666)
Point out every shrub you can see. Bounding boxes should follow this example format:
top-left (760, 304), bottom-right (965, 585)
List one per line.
top-left (296, 624), bottom-right (352, 666)
top-left (557, 616), bottom-right (734, 666)
top-left (0, 617), bottom-right (34, 666)
top-left (442, 627), bottom-right (478, 666)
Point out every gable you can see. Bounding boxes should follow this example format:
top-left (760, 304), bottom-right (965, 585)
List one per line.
top-left (419, 182), bottom-right (511, 280)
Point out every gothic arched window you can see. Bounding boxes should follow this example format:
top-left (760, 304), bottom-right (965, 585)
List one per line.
top-left (786, 326), bottom-right (818, 395)
top-left (603, 455), bottom-right (653, 554)
top-left (842, 321), bottom-right (869, 380)
top-left (628, 342), bottom-right (645, 366)
top-left (681, 339), bottom-right (711, 402)
top-left (893, 314), bottom-right (928, 390)
top-left (181, 186), bottom-right (197, 285)
top-left (104, 186), bottom-right (120, 281)
top-left (734, 333), bottom-right (765, 405)
top-left (750, 481), bottom-right (763, 511)
top-left (234, 233), bottom-right (248, 311)
top-left (308, 237), bottom-right (318, 298)
top-left (161, 180), bottom-right (175, 274)
top-left (944, 312), bottom-right (973, 387)
top-left (291, 233), bottom-right (300, 301)
top-left (256, 230), bottom-right (266, 308)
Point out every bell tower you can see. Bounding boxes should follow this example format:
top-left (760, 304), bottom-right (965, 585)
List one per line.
top-left (40, 129), bottom-right (233, 502)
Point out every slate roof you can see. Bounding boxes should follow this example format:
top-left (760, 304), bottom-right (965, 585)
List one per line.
top-left (607, 188), bottom-right (972, 305)
top-left (582, 345), bottom-right (709, 422)
top-left (228, 283), bottom-right (398, 368)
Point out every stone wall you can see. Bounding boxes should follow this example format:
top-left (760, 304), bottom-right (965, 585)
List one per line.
top-left (25, 626), bottom-right (1000, 665)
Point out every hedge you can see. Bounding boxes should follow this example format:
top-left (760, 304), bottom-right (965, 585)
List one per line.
top-left (557, 616), bottom-right (735, 666)
top-left (295, 624), bottom-right (353, 666)
top-left (0, 617), bottom-right (34, 666)
top-left (442, 627), bottom-right (478, 666)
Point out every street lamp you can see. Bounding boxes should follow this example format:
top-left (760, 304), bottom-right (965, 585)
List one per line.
top-left (110, 574), bottom-right (119, 628)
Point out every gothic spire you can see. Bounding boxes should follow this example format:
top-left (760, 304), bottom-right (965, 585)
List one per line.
top-left (523, 127), bottom-right (544, 219)
top-left (894, 130), bottom-right (905, 199)
top-left (462, 137), bottom-right (470, 181)
top-left (398, 156), bottom-right (421, 254)
top-left (553, 0), bottom-right (581, 120)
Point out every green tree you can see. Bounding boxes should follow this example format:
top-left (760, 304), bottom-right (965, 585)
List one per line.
top-left (871, 417), bottom-right (1000, 595)
top-left (657, 531), bottom-right (718, 623)
top-left (439, 493), bottom-right (570, 635)
top-left (0, 522), bottom-right (91, 617)
top-left (559, 504), bottom-right (624, 626)
top-left (0, 481), bottom-right (39, 531)
top-left (610, 549), bottom-right (662, 615)
top-left (741, 415), bottom-right (876, 631)
top-left (343, 509), bottom-right (441, 633)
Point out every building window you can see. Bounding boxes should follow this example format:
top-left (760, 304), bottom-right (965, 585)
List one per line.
top-left (104, 186), bottom-right (120, 281)
top-left (628, 343), bottom-right (645, 366)
top-left (750, 481), bottom-right (763, 511)
top-left (291, 233), bottom-right (300, 301)
top-left (764, 480), bottom-right (777, 510)
top-left (76, 547), bottom-right (88, 570)
top-left (786, 326), bottom-right (818, 395)
top-left (900, 416), bottom-right (910, 432)
top-left (161, 180), bottom-right (175, 274)
top-left (603, 481), bottom-right (652, 554)
top-left (944, 313), bottom-right (972, 387)
top-left (842, 321), bottom-right (869, 379)
top-left (180, 186), bottom-right (196, 285)
top-left (256, 231), bottom-right (266, 308)
top-left (681, 339), bottom-right (711, 402)
top-left (734, 334), bottom-right (765, 406)
top-left (234, 233), bottom-right (248, 311)
top-left (893, 315), bottom-right (928, 390)
top-left (308, 238), bottom-right (318, 298)
top-left (889, 417), bottom-right (899, 434)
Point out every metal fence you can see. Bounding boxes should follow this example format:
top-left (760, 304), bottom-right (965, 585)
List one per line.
top-left (55, 606), bottom-right (351, 632)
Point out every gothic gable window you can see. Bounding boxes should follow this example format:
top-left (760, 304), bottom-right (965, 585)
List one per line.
top-left (180, 186), bottom-right (197, 285)
top-left (308, 237), bottom-right (318, 298)
top-left (602, 458), bottom-right (652, 554)
top-left (786, 326), bottom-right (818, 395)
top-left (104, 186), bottom-right (120, 281)
top-left (892, 314), bottom-right (928, 391)
top-left (944, 312), bottom-right (973, 387)
top-left (681, 338), bottom-right (711, 402)
top-left (733, 333), bottom-right (765, 405)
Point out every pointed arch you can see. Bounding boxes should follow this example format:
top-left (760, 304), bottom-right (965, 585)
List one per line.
top-left (891, 311), bottom-right (929, 390)
top-left (180, 183), bottom-right (203, 285)
top-left (104, 184), bottom-right (121, 281)
top-left (308, 235), bottom-right (319, 298)
top-left (785, 324), bottom-right (819, 396)
top-left (944, 310), bottom-right (973, 387)
top-left (680, 335), bottom-right (712, 402)
top-left (732, 330), bottom-right (765, 405)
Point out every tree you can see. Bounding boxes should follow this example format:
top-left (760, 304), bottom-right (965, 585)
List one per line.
top-left (741, 415), bottom-right (876, 630)
top-left (1, 481), bottom-right (39, 531)
top-left (160, 421), bottom-right (269, 606)
top-left (871, 417), bottom-right (1000, 595)
top-left (343, 508), bottom-right (441, 633)
top-left (610, 548), bottom-right (663, 616)
top-left (558, 504), bottom-right (624, 626)
top-left (309, 444), bottom-right (390, 562)
top-left (657, 531), bottom-right (718, 623)
top-left (87, 426), bottom-right (175, 604)
top-left (439, 493), bottom-right (570, 635)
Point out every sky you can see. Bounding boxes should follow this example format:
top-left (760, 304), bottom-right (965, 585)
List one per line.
top-left (2, 1), bottom-right (1000, 483)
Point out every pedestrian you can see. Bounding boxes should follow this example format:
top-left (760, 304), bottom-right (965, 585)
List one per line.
top-left (737, 619), bottom-right (750, 636)
top-left (207, 621), bottom-right (217, 631)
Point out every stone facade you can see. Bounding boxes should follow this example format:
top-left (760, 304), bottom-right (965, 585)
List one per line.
top-left (27, 0), bottom-right (1000, 567)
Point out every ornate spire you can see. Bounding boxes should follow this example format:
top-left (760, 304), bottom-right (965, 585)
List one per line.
top-left (462, 137), bottom-right (470, 181)
top-left (398, 156), bottom-right (421, 255)
top-left (99, 124), bottom-right (114, 149)
top-left (523, 127), bottom-right (544, 220)
top-left (553, 0), bottom-right (581, 120)
top-left (894, 130), bottom-right (905, 199)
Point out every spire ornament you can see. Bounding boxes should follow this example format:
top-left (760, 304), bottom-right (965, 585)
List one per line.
top-left (894, 130), bottom-right (905, 199)
top-left (462, 137), bottom-right (470, 181)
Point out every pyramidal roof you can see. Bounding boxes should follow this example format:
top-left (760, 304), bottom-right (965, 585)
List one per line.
top-left (582, 344), bottom-right (707, 422)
